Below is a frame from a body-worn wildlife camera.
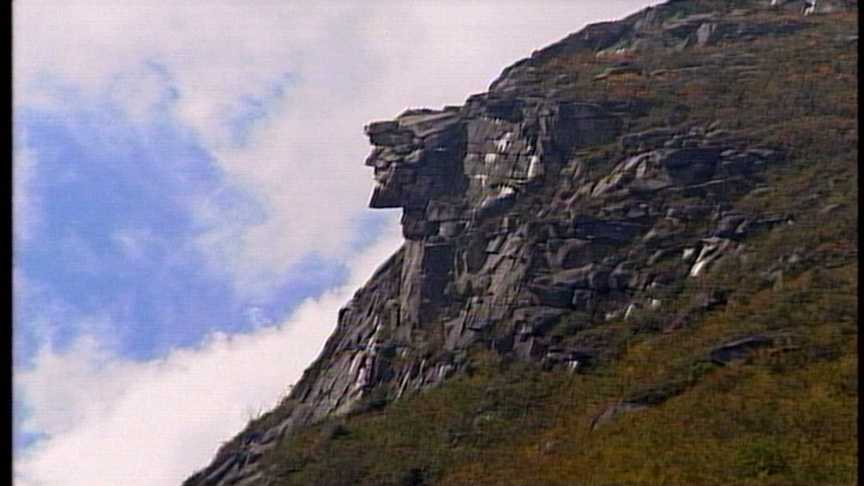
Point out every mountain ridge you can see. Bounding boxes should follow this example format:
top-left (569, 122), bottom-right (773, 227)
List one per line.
top-left (184, 1), bottom-right (858, 484)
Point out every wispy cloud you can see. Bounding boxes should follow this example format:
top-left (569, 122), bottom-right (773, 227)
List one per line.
top-left (13, 131), bottom-right (41, 243)
top-left (110, 227), bottom-right (157, 262)
top-left (14, 227), bottom-right (403, 486)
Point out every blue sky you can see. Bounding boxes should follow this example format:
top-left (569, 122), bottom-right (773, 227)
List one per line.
top-left (12, 2), bottom-right (661, 484)
top-left (13, 75), bottom-right (383, 454)
top-left (14, 84), bottom-right (361, 363)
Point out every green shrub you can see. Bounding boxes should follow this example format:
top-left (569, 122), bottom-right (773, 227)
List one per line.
top-left (734, 437), bottom-right (789, 478)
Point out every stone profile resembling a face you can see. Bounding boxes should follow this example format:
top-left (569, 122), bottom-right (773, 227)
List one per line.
top-left (363, 109), bottom-right (466, 211)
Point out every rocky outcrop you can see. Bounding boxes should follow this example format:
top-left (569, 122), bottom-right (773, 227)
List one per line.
top-left (183, 1), bottom-right (856, 484)
top-left (771, 0), bottom-right (857, 15)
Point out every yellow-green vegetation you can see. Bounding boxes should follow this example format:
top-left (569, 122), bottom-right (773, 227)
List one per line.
top-left (266, 260), bottom-right (856, 485)
top-left (261, 7), bottom-right (857, 486)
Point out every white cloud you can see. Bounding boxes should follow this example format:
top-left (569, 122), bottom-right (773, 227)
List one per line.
top-left (14, 225), bottom-right (404, 486)
top-left (244, 305), bottom-right (274, 329)
top-left (111, 228), bottom-right (157, 262)
top-left (13, 269), bottom-right (125, 369)
top-left (14, 0), bottom-right (662, 298)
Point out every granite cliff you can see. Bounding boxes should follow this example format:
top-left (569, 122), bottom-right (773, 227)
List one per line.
top-left (185, 1), bottom-right (858, 484)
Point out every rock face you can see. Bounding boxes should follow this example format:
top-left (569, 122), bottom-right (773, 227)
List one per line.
top-left (183, 1), bottom-right (855, 484)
